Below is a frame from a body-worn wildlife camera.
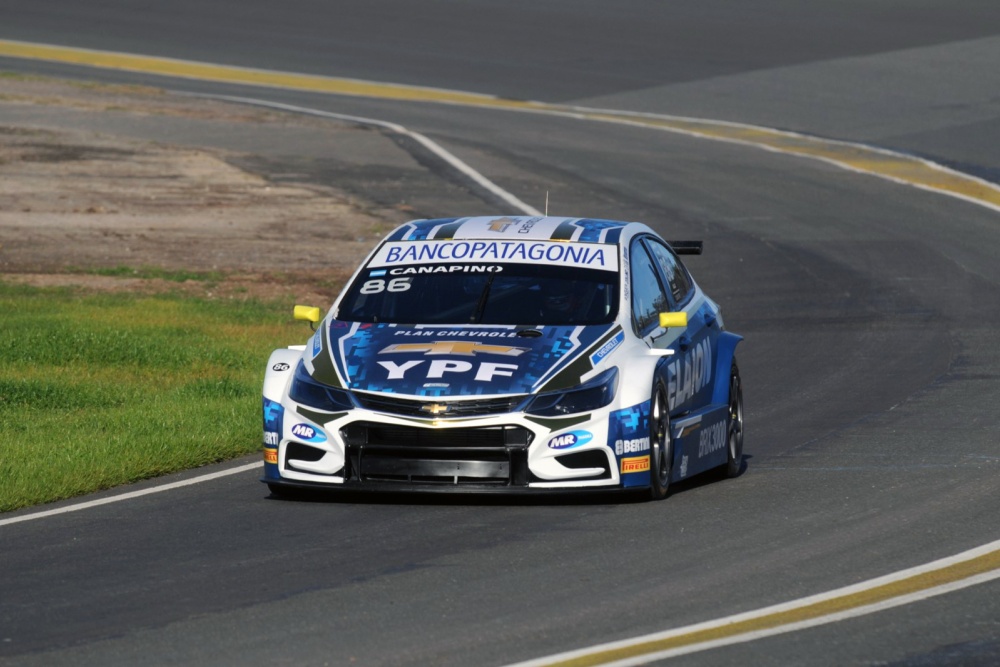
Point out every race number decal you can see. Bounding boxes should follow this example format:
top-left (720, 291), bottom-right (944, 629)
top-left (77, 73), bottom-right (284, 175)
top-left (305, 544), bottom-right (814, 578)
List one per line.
top-left (359, 277), bottom-right (412, 294)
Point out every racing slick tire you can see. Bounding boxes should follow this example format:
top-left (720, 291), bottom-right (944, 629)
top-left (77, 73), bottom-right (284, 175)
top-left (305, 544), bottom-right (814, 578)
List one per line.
top-left (724, 359), bottom-right (744, 478)
top-left (649, 380), bottom-right (672, 500)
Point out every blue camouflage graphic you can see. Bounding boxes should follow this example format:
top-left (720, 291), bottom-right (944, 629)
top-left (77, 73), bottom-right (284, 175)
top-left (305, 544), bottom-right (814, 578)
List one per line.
top-left (571, 219), bottom-right (628, 244)
top-left (389, 218), bottom-right (460, 241)
top-left (608, 400), bottom-right (652, 488)
top-left (328, 321), bottom-right (613, 397)
top-left (262, 397), bottom-right (284, 480)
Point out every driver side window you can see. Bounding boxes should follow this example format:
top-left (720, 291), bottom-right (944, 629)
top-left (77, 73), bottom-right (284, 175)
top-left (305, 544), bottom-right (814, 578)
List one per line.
top-left (646, 239), bottom-right (693, 306)
top-left (630, 242), bottom-right (670, 336)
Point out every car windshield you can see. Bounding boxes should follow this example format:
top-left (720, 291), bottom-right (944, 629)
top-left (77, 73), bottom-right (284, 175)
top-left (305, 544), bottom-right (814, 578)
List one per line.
top-left (337, 263), bottom-right (619, 325)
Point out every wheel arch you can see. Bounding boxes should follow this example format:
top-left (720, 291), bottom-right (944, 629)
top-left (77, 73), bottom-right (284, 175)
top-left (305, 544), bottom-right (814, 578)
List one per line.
top-left (710, 332), bottom-right (743, 405)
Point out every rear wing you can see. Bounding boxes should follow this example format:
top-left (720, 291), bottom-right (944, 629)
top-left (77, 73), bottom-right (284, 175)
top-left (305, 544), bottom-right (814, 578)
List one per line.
top-left (667, 240), bottom-right (703, 255)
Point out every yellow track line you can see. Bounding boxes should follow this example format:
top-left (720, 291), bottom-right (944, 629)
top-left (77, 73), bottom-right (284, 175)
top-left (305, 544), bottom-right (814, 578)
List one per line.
top-left (506, 541), bottom-right (1000, 666)
top-left (2, 38), bottom-right (1000, 216)
top-left (574, 110), bottom-right (1000, 214)
top-left (0, 38), bottom-right (546, 110)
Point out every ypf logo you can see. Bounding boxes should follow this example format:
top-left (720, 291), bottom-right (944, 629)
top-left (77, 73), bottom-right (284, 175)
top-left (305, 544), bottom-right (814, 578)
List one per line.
top-left (377, 341), bottom-right (529, 382)
top-left (290, 423), bottom-right (327, 444)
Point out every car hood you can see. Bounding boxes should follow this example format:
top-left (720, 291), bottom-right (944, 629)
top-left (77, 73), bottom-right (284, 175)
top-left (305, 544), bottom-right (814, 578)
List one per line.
top-left (315, 320), bottom-right (621, 398)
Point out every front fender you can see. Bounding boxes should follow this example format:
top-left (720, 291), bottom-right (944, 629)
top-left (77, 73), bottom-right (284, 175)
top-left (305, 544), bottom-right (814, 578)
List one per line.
top-left (263, 348), bottom-right (302, 402)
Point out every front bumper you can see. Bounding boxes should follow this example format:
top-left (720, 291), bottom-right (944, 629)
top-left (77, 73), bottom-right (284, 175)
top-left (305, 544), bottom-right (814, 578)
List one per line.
top-left (263, 391), bottom-right (655, 493)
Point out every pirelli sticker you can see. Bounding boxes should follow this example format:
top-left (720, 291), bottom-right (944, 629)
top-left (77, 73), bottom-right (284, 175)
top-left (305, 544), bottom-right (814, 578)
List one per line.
top-left (620, 455), bottom-right (650, 473)
top-left (264, 448), bottom-right (278, 464)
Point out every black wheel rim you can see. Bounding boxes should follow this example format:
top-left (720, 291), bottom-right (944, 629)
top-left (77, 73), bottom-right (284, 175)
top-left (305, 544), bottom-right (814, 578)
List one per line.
top-left (652, 389), bottom-right (670, 485)
top-left (728, 373), bottom-right (743, 460)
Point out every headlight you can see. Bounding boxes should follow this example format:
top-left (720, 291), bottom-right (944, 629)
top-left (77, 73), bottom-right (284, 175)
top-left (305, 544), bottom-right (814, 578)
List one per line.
top-left (288, 361), bottom-right (354, 411)
top-left (526, 367), bottom-right (618, 416)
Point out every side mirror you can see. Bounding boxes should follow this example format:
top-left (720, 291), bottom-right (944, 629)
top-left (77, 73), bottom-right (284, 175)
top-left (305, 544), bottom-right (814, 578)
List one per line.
top-left (293, 305), bottom-right (321, 325)
top-left (659, 312), bottom-right (688, 329)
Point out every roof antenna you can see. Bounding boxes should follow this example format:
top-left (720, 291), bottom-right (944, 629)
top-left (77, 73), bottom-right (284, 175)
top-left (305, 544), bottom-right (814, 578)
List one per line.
top-left (545, 191), bottom-right (549, 216)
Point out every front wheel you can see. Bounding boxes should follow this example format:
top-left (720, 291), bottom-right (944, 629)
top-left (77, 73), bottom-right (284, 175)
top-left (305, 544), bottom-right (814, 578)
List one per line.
top-left (649, 381), bottom-right (672, 500)
top-left (724, 360), bottom-right (744, 478)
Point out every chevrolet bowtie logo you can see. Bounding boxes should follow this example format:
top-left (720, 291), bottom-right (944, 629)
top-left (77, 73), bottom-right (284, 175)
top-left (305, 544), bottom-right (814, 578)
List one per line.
top-left (420, 403), bottom-right (450, 415)
top-left (380, 341), bottom-right (528, 356)
top-left (487, 217), bottom-right (516, 232)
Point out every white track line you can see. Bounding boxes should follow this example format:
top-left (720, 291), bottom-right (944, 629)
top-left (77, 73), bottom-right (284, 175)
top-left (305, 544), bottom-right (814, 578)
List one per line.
top-left (503, 539), bottom-right (1000, 667)
top-left (182, 93), bottom-right (543, 216)
top-left (0, 462), bottom-right (261, 528)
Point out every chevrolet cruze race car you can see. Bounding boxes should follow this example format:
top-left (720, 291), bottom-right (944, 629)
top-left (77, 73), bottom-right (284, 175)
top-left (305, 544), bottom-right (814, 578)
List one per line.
top-left (262, 216), bottom-right (743, 499)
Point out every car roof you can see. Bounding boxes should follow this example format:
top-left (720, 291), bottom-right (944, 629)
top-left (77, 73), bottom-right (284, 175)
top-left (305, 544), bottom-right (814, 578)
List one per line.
top-left (386, 216), bottom-right (648, 245)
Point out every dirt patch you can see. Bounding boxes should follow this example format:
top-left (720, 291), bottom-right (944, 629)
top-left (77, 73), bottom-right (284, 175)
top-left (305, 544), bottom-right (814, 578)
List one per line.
top-left (0, 75), bottom-right (408, 304)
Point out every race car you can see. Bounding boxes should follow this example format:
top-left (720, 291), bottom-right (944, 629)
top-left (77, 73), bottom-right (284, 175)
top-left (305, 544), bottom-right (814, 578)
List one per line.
top-left (261, 215), bottom-right (743, 499)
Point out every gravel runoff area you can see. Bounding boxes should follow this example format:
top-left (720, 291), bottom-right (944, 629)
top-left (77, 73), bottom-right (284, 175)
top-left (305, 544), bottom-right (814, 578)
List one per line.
top-left (0, 74), bottom-right (413, 304)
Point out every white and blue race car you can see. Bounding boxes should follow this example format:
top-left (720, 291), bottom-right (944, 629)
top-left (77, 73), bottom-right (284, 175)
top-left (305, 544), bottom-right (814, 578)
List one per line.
top-left (262, 216), bottom-right (743, 499)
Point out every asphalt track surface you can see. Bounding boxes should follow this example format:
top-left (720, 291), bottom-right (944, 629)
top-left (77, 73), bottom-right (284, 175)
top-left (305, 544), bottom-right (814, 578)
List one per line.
top-left (2, 2), bottom-right (1000, 665)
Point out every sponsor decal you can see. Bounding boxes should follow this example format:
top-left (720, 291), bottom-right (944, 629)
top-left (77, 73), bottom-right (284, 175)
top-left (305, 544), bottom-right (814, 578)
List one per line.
top-left (698, 419), bottom-right (727, 458)
top-left (517, 218), bottom-right (539, 234)
top-left (614, 436), bottom-right (650, 456)
top-left (369, 240), bottom-right (618, 272)
top-left (263, 431), bottom-right (279, 446)
top-left (290, 423), bottom-right (327, 444)
top-left (376, 359), bottom-right (519, 383)
top-left (392, 329), bottom-right (518, 338)
top-left (311, 330), bottom-right (322, 358)
top-left (263, 447), bottom-right (278, 464)
top-left (380, 341), bottom-right (527, 357)
top-left (622, 245), bottom-right (630, 301)
top-left (590, 331), bottom-right (625, 366)
top-left (666, 338), bottom-right (713, 409)
top-left (680, 454), bottom-right (689, 478)
top-left (271, 362), bottom-right (290, 372)
top-left (375, 340), bottom-right (527, 380)
top-left (547, 430), bottom-right (594, 450)
top-left (388, 265), bottom-right (502, 275)
top-left (369, 269), bottom-right (387, 277)
top-left (621, 455), bottom-right (650, 473)
top-left (423, 382), bottom-right (449, 388)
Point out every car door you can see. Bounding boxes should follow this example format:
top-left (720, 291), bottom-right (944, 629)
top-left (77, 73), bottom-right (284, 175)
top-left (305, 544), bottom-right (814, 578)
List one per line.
top-left (642, 237), bottom-right (719, 413)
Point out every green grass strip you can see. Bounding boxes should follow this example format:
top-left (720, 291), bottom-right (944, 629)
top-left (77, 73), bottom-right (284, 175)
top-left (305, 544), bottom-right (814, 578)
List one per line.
top-left (0, 281), bottom-right (309, 512)
top-left (69, 265), bottom-right (227, 282)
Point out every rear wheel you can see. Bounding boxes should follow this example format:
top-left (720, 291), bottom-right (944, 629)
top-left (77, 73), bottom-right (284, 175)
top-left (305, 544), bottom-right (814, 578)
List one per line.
top-left (724, 360), bottom-right (744, 478)
top-left (649, 381), bottom-right (672, 500)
